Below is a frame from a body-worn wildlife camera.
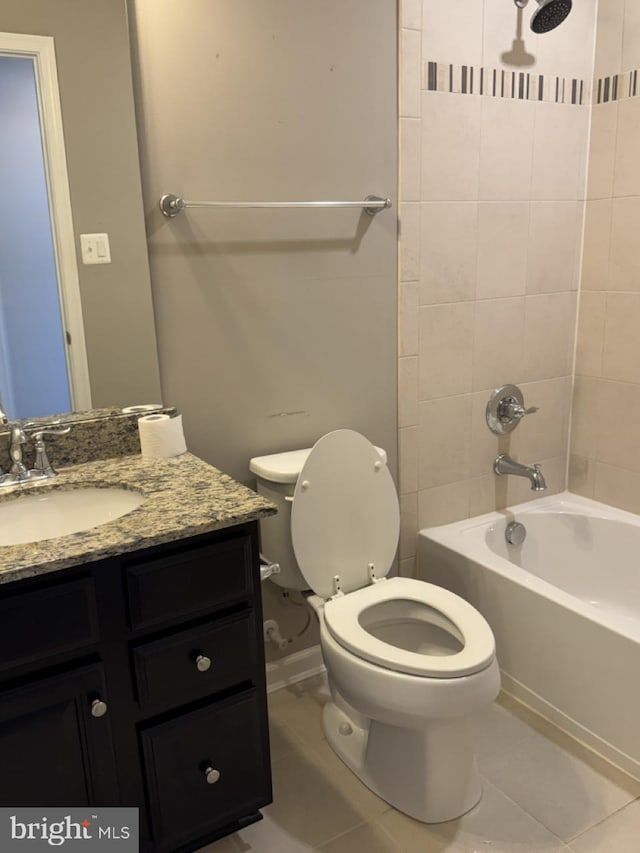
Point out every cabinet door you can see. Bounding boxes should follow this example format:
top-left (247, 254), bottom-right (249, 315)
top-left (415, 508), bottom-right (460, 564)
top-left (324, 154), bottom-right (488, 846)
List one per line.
top-left (141, 689), bottom-right (271, 852)
top-left (0, 664), bottom-right (119, 806)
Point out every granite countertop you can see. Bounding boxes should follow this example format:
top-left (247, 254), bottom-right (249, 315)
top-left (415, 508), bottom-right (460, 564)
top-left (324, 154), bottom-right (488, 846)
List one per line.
top-left (0, 452), bottom-right (277, 584)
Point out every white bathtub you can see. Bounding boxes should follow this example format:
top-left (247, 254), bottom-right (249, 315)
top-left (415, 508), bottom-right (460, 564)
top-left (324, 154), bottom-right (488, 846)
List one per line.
top-left (418, 492), bottom-right (640, 778)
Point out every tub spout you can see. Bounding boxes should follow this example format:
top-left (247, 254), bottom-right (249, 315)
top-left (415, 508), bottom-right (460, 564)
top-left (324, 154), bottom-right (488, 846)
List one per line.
top-left (493, 454), bottom-right (547, 491)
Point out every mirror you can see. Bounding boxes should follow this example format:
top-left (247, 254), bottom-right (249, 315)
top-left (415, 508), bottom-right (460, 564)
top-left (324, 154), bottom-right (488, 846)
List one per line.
top-left (0, 1), bottom-right (162, 422)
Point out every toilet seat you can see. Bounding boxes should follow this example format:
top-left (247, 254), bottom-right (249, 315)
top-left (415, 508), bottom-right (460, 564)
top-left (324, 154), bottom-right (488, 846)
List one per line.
top-left (323, 576), bottom-right (496, 678)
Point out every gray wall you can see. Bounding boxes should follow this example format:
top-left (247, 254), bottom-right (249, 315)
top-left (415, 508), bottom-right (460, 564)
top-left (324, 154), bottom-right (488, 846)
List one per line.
top-left (1, 0), bottom-right (161, 408)
top-left (130, 0), bottom-right (398, 657)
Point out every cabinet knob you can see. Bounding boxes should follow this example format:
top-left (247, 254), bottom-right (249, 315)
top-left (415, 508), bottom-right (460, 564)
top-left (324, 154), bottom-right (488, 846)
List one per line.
top-left (204, 766), bottom-right (221, 785)
top-left (195, 654), bottom-right (212, 672)
top-left (90, 698), bottom-right (108, 718)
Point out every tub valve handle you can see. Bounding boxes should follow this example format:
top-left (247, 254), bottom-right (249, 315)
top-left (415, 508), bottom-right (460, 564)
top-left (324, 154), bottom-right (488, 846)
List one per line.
top-left (486, 384), bottom-right (538, 435)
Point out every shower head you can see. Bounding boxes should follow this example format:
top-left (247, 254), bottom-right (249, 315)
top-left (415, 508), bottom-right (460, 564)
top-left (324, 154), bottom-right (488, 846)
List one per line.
top-left (530, 0), bottom-right (572, 33)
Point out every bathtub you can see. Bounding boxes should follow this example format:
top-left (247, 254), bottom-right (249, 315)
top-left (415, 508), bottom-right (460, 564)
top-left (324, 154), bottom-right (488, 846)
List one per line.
top-left (418, 491), bottom-right (640, 779)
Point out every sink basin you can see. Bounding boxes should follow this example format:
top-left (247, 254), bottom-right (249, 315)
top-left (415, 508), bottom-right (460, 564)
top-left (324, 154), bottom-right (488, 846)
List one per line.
top-left (0, 487), bottom-right (144, 546)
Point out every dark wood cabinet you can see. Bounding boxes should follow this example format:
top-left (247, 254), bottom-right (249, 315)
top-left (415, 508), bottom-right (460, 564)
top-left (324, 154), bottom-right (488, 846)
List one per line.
top-left (0, 664), bottom-right (118, 807)
top-left (0, 522), bottom-right (271, 853)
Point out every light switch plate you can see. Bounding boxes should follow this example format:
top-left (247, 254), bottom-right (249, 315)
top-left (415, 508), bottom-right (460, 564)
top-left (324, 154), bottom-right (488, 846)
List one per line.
top-left (80, 233), bottom-right (111, 264)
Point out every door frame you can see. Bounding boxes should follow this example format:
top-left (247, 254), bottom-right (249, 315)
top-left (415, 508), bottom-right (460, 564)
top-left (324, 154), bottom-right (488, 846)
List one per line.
top-left (0, 31), bottom-right (91, 412)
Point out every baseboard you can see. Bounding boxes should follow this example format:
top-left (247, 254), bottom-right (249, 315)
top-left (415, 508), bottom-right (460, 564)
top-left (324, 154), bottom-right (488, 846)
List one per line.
top-left (501, 670), bottom-right (640, 781)
top-left (265, 644), bottom-right (325, 693)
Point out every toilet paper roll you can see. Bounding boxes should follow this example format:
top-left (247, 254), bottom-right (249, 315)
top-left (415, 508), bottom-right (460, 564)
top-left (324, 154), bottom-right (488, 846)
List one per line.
top-left (138, 413), bottom-right (187, 459)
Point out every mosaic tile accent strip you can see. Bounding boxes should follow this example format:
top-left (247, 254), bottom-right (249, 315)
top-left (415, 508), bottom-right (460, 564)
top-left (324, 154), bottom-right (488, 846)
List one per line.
top-left (423, 60), bottom-right (640, 107)
top-left (423, 61), bottom-right (588, 105)
top-left (594, 69), bottom-right (638, 104)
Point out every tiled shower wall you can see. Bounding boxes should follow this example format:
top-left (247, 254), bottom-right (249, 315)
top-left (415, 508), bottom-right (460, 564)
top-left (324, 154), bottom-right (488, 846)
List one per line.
top-left (398, 0), bottom-right (596, 574)
top-left (570, 0), bottom-right (640, 513)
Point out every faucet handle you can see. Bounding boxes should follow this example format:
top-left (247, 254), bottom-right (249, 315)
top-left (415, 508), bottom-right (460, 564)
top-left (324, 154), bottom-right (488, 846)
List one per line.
top-left (29, 426), bottom-right (71, 478)
top-left (486, 384), bottom-right (539, 435)
top-left (504, 402), bottom-right (539, 421)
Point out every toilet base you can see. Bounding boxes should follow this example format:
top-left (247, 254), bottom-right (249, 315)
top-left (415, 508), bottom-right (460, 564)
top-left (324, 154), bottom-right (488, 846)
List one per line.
top-left (323, 700), bottom-right (482, 823)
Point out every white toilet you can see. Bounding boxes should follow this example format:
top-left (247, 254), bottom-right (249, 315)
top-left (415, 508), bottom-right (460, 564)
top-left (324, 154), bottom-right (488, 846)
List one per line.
top-left (250, 429), bottom-right (500, 823)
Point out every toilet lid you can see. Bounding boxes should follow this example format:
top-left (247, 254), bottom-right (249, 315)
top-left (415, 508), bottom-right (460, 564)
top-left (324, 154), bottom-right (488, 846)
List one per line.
top-left (290, 430), bottom-right (400, 600)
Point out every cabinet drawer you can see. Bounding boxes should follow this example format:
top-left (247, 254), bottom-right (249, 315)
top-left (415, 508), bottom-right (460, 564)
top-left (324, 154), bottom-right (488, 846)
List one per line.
top-left (125, 535), bottom-right (253, 630)
top-left (133, 611), bottom-right (257, 710)
top-left (141, 689), bottom-right (271, 851)
top-left (0, 578), bottom-right (99, 675)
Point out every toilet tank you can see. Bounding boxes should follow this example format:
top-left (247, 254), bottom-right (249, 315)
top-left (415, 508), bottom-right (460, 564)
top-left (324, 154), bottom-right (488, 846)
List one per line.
top-left (249, 443), bottom-right (388, 591)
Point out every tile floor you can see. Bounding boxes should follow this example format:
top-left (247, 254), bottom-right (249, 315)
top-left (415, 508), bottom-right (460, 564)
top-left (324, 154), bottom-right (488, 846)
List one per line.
top-left (201, 675), bottom-right (640, 852)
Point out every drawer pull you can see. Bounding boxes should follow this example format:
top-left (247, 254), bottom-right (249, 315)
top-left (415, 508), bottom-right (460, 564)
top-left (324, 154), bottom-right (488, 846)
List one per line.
top-left (90, 698), bottom-right (108, 718)
top-left (204, 766), bottom-right (221, 785)
top-left (195, 654), bottom-right (212, 673)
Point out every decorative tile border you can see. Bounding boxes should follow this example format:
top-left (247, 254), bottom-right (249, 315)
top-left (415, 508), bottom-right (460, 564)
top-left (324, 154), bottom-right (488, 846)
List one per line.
top-left (423, 61), bottom-right (588, 105)
top-left (423, 61), bottom-right (640, 106)
top-left (593, 69), bottom-right (638, 104)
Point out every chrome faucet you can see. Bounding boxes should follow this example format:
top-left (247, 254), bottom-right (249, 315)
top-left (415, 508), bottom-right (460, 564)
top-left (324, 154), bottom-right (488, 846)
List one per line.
top-left (494, 454), bottom-right (547, 491)
top-left (0, 423), bottom-right (71, 487)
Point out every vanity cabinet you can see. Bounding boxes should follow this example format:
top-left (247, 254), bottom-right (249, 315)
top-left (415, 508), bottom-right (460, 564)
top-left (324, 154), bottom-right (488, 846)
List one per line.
top-left (0, 521), bottom-right (271, 853)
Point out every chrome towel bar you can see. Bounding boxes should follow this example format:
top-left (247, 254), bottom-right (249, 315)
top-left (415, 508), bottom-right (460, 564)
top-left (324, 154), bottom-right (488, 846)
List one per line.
top-left (159, 193), bottom-right (391, 218)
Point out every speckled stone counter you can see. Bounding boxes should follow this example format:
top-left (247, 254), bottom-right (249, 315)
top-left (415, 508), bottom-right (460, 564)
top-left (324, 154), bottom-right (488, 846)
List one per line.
top-left (0, 452), bottom-right (276, 585)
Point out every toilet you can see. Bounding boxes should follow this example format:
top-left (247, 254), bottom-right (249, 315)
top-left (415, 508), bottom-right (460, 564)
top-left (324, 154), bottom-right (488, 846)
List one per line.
top-left (250, 429), bottom-right (500, 823)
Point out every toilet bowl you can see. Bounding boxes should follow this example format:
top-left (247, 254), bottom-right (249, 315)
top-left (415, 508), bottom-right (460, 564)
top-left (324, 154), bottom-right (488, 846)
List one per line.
top-left (250, 429), bottom-right (500, 823)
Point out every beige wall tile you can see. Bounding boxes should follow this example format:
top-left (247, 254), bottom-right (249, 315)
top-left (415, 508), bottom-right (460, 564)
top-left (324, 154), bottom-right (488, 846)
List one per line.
top-left (399, 203), bottom-right (421, 282)
top-left (568, 453), bottom-right (595, 498)
top-left (398, 280), bottom-right (419, 357)
top-left (531, 102), bottom-right (589, 202)
top-left (421, 92), bottom-right (481, 201)
top-left (398, 356), bottom-right (418, 428)
top-left (609, 197), bottom-right (640, 292)
top-left (399, 425), bottom-right (419, 494)
top-left (522, 292), bottom-right (577, 381)
top-left (595, 463), bottom-right (640, 514)
top-left (400, 0), bottom-right (421, 30)
top-left (418, 302), bottom-right (474, 399)
top-left (469, 472), bottom-right (510, 516)
top-left (527, 202), bottom-right (581, 294)
top-left (399, 492), bottom-right (418, 559)
top-left (614, 99), bottom-right (640, 197)
top-left (479, 98), bottom-right (535, 201)
top-left (476, 202), bottom-right (529, 299)
top-left (517, 377), bottom-right (571, 462)
top-left (418, 481), bottom-right (470, 528)
top-left (418, 394), bottom-right (472, 488)
top-left (623, 0), bottom-right (640, 70)
top-left (422, 0), bottom-right (484, 65)
top-left (587, 102), bottom-right (618, 200)
top-left (400, 117), bottom-right (421, 201)
top-left (400, 28), bottom-right (421, 119)
top-left (419, 202), bottom-right (477, 304)
top-left (596, 380), bottom-right (640, 474)
top-left (594, 0), bottom-right (624, 77)
top-left (472, 297), bottom-right (525, 392)
top-left (570, 375), bottom-right (600, 460)
top-left (581, 199), bottom-right (611, 291)
top-left (602, 292), bottom-right (640, 383)
top-left (575, 291), bottom-right (606, 378)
